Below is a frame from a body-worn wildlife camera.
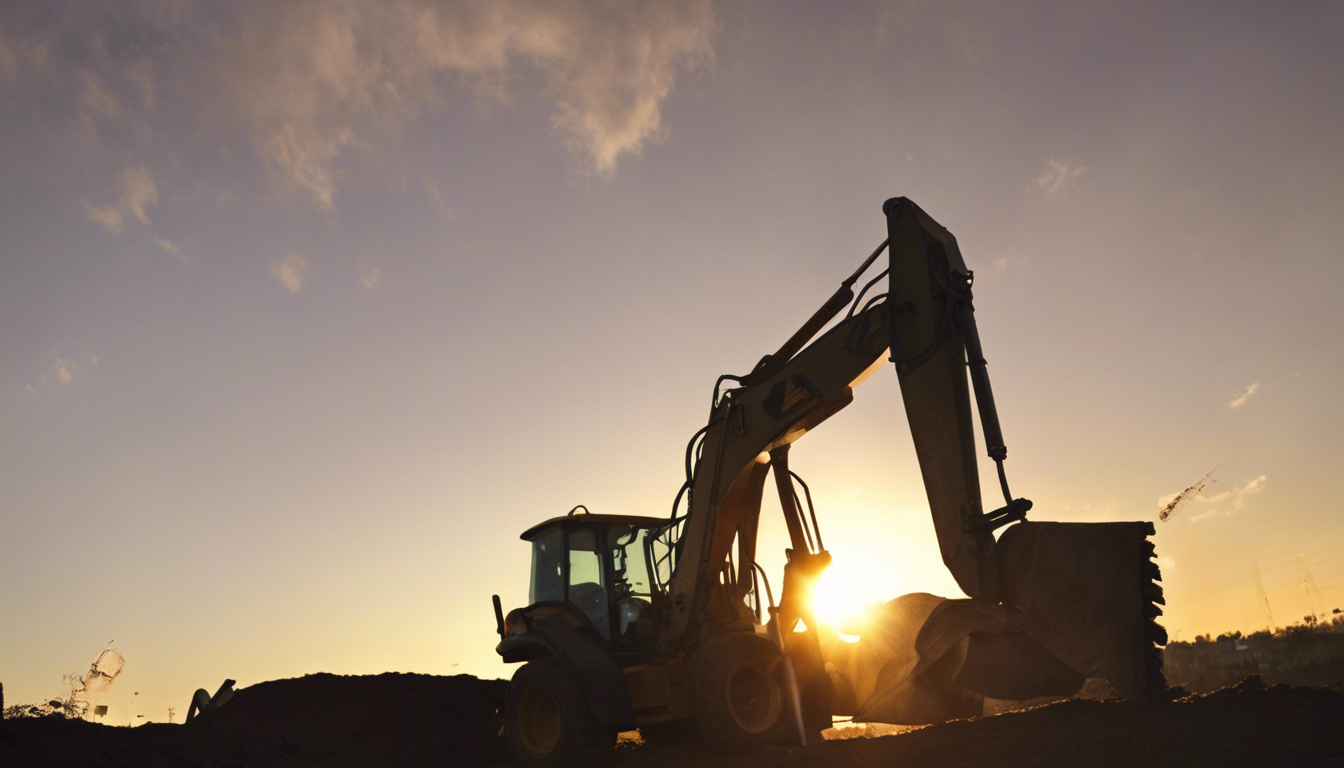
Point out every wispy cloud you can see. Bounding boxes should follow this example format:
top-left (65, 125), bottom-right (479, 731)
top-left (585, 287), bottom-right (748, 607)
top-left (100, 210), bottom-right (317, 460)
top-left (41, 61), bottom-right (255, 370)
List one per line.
top-left (359, 267), bottom-right (381, 291)
top-left (1229, 382), bottom-right (1260, 409)
top-left (121, 166), bottom-right (157, 225)
top-left (5, 1), bottom-right (715, 209)
top-left (25, 349), bottom-right (99, 395)
top-left (270, 252), bottom-right (310, 294)
top-left (82, 166), bottom-right (159, 234)
top-left (81, 200), bottom-right (126, 235)
top-left (1033, 159), bottom-right (1088, 200)
top-left (154, 236), bottom-right (186, 262)
top-left (421, 177), bottom-right (456, 221)
top-left (1237, 474), bottom-right (1267, 503)
top-left (987, 242), bottom-right (1034, 276)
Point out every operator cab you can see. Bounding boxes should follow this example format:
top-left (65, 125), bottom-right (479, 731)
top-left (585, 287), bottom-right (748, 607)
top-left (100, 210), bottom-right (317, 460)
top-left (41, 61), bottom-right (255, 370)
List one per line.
top-left (503, 512), bottom-right (667, 659)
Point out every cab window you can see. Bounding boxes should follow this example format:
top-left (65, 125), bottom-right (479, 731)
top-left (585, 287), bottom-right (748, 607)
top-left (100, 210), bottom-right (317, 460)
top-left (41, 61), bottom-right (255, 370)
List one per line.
top-left (609, 525), bottom-right (654, 598)
top-left (529, 528), bottom-right (565, 605)
top-left (566, 527), bottom-right (610, 640)
top-left (609, 524), bottom-right (658, 649)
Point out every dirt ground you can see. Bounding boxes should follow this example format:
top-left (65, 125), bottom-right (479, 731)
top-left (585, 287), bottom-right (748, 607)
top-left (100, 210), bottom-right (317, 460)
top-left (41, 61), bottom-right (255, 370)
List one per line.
top-left (2, 674), bottom-right (1341, 767)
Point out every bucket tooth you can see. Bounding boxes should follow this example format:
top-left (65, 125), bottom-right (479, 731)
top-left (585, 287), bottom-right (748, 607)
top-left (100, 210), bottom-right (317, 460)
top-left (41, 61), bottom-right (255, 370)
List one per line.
top-left (1142, 560), bottom-right (1162, 583)
top-left (1142, 584), bottom-right (1166, 606)
top-left (1145, 621), bottom-right (1168, 647)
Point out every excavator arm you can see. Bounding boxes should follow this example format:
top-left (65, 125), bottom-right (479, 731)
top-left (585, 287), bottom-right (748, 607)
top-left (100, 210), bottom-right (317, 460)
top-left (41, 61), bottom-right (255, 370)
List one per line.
top-left (655, 198), bottom-right (1166, 725)
top-left (661, 198), bottom-right (1011, 648)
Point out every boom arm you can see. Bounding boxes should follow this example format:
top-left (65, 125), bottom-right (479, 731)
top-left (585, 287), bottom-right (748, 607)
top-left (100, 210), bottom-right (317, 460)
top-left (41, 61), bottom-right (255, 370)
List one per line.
top-left (659, 198), bottom-right (1023, 653)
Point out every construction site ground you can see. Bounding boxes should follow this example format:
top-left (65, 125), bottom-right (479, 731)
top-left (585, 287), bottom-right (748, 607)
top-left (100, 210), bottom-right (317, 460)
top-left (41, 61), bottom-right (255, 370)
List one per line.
top-left (2, 673), bottom-right (1341, 767)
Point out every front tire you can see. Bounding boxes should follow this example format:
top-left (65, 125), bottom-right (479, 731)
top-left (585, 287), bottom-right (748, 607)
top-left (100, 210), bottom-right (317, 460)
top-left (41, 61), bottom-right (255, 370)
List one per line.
top-left (694, 632), bottom-right (793, 752)
top-left (505, 656), bottom-right (612, 765)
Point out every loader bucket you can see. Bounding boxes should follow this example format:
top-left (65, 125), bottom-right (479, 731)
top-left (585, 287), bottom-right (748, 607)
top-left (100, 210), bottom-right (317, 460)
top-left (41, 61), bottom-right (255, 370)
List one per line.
top-left (844, 521), bottom-right (1165, 724)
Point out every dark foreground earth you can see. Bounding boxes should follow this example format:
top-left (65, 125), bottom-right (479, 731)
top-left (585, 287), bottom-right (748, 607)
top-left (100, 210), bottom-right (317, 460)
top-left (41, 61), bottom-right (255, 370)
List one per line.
top-left (2, 674), bottom-right (1341, 767)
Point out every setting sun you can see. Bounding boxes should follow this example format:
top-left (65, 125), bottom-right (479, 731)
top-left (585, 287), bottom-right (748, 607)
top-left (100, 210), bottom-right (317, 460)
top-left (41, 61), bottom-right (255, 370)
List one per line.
top-left (808, 555), bottom-right (889, 634)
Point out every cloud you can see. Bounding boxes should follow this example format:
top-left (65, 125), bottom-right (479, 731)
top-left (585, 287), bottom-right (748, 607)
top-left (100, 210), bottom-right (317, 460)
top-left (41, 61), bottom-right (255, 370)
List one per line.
top-left (987, 244), bottom-right (1034, 276)
top-left (82, 166), bottom-right (158, 234)
top-left (25, 349), bottom-right (99, 395)
top-left (270, 252), bottom-right (310, 293)
top-left (1237, 474), bottom-right (1267, 505)
top-left (154, 236), bottom-right (186, 261)
top-left (421, 177), bottom-right (456, 221)
top-left (121, 167), bottom-right (158, 225)
top-left (359, 267), bottom-right (381, 290)
top-left (0, 17), bottom-right (52, 87)
top-left (81, 201), bottom-right (126, 235)
top-left (6, 1), bottom-right (715, 208)
top-left (539, 2), bottom-right (715, 172)
top-left (1033, 159), bottom-right (1088, 200)
top-left (1229, 382), bottom-right (1260, 409)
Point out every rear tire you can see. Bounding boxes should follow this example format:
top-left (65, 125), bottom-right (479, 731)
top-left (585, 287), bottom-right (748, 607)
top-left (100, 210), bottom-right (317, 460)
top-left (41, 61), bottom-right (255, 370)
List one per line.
top-left (505, 656), bottom-right (612, 766)
top-left (694, 632), bottom-right (793, 752)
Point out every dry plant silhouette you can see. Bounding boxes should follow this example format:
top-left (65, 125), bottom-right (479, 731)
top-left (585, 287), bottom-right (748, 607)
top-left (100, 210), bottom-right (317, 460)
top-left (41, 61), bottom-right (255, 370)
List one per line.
top-left (2, 647), bottom-right (125, 721)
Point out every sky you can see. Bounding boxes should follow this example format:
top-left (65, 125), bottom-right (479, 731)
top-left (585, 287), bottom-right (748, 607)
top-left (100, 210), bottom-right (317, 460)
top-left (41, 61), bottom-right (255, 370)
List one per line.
top-left (2, 0), bottom-right (1341, 726)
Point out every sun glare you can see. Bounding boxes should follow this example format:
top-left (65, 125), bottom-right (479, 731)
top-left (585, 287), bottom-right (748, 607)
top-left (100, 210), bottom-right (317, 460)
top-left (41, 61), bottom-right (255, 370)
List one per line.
top-left (808, 557), bottom-right (886, 633)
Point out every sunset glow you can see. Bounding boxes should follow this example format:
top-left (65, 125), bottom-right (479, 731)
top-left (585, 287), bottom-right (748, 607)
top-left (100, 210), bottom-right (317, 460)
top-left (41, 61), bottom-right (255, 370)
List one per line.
top-left (809, 557), bottom-right (887, 634)
top-left (2, 0), bottom-right (1341, 731)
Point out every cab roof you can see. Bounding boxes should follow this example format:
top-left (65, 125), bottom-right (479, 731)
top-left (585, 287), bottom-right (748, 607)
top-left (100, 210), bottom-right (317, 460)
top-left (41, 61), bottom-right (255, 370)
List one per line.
top-left (519, 514), bottom-right (670, 542)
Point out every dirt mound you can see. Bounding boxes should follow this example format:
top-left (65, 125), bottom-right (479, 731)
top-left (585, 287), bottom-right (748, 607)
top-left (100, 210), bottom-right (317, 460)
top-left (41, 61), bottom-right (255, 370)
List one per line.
top-left (0, 673), bottom-right (508, 767)
top-left (3, 674), bottom-right (1341, 767)
top-left (195, 672), bottom-right (507, 765)
top-left (681, 677), bottom-right (1343, 768)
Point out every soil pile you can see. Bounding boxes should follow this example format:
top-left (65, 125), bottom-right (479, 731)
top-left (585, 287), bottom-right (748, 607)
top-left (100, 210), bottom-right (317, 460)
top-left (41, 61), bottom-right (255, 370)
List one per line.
top-left (0, 673), bottom-right (508, 767)
top-left (671, 677), bottom-right (1344, 768)
top-left (2, 674), bottom-right (1341, 767)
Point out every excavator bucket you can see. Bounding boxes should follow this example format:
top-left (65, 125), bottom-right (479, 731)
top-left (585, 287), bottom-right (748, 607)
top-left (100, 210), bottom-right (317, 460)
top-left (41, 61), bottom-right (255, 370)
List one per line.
top-left (840, 521), bottom-right (1165, 724)
top-left (994, 521), bottom-right (1167, 703)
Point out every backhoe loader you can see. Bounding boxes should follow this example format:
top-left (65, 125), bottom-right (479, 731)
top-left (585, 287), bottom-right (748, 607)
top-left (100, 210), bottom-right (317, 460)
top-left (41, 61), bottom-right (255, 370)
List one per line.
top-left (490, 197), bottom-right (1166, 764)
